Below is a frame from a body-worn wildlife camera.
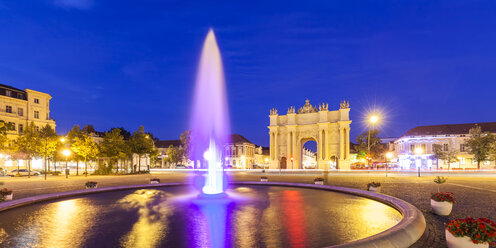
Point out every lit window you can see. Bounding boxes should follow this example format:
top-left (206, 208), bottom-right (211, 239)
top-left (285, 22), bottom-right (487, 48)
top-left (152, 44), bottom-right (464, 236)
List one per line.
top-left (5, 106), bottom-right (12, 113)
top-left (34, 110), bottom-right (39, 119)
top-left (459, 157), bottom-right (465, 165)
top-left (34, 98), bottom-right (39, 104)
top-left (5, 90), bottom-right (11, 97)
top-left (18, 108), bottom-right (23, 116)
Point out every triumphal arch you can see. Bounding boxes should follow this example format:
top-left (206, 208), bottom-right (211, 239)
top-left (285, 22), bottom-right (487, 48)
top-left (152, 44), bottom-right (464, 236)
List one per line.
top-left (268, 100), bottom-right (351, 170)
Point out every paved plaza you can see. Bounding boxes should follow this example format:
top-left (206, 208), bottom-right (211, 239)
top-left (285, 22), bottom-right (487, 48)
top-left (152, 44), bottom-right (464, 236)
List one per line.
top-left (1, 171), bottom-right (495, 247)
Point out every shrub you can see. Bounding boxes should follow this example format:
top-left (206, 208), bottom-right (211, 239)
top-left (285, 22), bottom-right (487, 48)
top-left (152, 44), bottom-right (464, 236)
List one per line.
top-left (150, 178), bottom-right (160, 182)
top-left (431, 192), bottom-right (456, 203)
top-left (51, 171), bottom-right (61, 176)
top-left (367, 182), bottom-right (381, 188)
top-left (446, 217), bottom-right (496, 244)
top-left (261, 176), bottom-right (268, 179)
top-left (314, 177), bottom-right (324, 182)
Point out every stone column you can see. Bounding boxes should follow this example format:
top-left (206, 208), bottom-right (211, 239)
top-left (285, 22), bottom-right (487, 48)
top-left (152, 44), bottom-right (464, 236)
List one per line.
top-left (269, 132), bottom-right (273, 160)
top-left (318, 130), bottom-right (322, 164)
top-left (274, 131), bottom-right (278, 166)
top-left (339, 127), bottom-right (344, 159)
top-left (345, 128), bottom-right (350, 159)
top-left (325, 129), bottom-right (329, 160)
top-left (293, 132), bottom-right (297, 168)
top-left (287, 132), bottom-right (291, 161)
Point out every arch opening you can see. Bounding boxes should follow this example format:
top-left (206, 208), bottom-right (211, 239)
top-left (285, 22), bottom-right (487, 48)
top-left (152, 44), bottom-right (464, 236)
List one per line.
top-left (301, 139), bottom-right (317, 169)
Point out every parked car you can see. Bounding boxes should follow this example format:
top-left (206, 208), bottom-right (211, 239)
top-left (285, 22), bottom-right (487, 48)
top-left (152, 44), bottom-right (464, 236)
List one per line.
top-left (7, 169), bottom-right (40, 177)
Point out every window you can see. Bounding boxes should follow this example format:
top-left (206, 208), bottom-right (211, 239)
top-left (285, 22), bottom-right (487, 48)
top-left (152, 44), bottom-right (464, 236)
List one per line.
top-left (34, 110), bottom-right (39, 119)
top-left (8, 122), bottom-right (15, 131)
top-left (18, 124), bottom-right (23, 133)
top-left (459, 157), bottom-right (465, 165)
top-left (34, 98), bottom-right (39, 104)
top-left (410, 144), bottom-right (415, 152)
top-left (443, 144), bottom-right (449, 151)
top-left (485, 161), bottom-right (490, 165)
top-left (17, 93), bottom-right (23, 99)
top-left (46, 113), bottom-right (49, 120)
top-left (460, 144), bottom-right (467, 152)
top-left (18, 108), bottom-right (23, 116)
top-left (420, 144), bottom-right (426, 153)
top-left (5, 90), bottom-right (11, 97)
top-left (5, 105), bottom-right (12, 113)
top-left (35, 126), bottom-right (39, 132)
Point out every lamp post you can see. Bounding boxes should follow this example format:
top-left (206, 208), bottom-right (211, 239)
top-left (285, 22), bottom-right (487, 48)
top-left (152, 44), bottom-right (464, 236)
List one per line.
top-left (264, 157), bottom-right (269, 169)
top-left (63, 149), bottom-right (71, 179)
top-left (414, 147), bottom-right (423, 177)
top-left (290, 157), bottom-right (294, 170)
top-left (367, 115), bottom-right (379, 168)
top-left (385, 152), bottom-right (393, 177)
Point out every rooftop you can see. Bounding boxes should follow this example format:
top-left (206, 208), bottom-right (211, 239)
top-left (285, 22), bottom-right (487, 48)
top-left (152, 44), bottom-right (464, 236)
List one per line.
top-left (401, 122), bottom-right (496, 137)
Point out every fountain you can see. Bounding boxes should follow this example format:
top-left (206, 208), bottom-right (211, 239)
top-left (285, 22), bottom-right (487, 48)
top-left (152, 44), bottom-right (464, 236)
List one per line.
top-left (0, 30), bottom-right (425, 248)
top-left (190, 29), bottom-right (230, 196)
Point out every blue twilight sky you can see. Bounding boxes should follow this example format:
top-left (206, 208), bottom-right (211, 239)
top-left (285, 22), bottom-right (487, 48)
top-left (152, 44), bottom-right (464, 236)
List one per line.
top-left (1, 1), bottom-right (495, 146)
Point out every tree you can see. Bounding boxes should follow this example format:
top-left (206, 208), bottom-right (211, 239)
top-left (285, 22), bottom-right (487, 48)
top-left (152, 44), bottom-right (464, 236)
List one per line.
top-left (355, 129), bottom-right (385, 162)
top-left (180, 130), bottom-right (191, 161)
top-left (129, 126), bottom-right (155, 172)
top-left (98, 129), bottom-right (125, 174)
top-left (166, 145), bottom-right (182, 168)
top-left (67, 125), bottom-right (85, 175)
top-left (72, 132), bottom-right (99, 177)
top-left (109, 127), bottom-right (132, 140)
top-left (14, 122), bottom-right (41, 177)
top-left (0, 120), bottom-right (12, 152)
top-left (432, 144), bottom-right (458, 170)
top-left (466, 125), bottom-right (496, 169)
top-left (37, 124), bottom-right (58, 180)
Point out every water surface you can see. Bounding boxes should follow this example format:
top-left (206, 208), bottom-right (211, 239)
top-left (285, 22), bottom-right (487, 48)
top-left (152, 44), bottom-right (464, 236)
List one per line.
top-left (0, 185), bottom-right (401, 248)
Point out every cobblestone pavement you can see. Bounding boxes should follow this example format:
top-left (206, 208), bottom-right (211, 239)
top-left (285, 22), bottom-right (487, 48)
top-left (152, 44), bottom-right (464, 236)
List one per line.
top-left (1, 172), bottom-right (495, 248)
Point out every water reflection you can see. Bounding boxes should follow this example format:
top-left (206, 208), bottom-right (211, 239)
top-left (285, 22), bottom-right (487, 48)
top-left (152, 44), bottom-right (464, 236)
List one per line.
top-left (118, 189), bottom-right (171, 248)
top-left (12, 198), bottom-right (96, 248)
top-left (281, 190), bottom-right (307, 248)
top-left (188, 197), bottom-right (231, 248)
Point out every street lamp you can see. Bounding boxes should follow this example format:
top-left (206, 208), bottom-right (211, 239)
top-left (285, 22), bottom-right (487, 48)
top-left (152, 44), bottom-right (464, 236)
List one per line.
top-left (386, 152), bottom-right (393, 177)
top-left (62, 149), bottom-right (71, 179)
top-left (367, 114), bottom-right (380, 168)
top-left (60, 137), bottom-right (66, 143)
top-left (290, 157), bottom-right (294, 169)
top-left (264, 157), bottom-right (269, 169)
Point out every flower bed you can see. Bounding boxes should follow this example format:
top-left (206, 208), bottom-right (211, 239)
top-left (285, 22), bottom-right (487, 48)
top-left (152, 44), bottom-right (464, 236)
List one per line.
top-left (150, 178), bottom-right (160, 184)
top-left (314, 177), bottom-right (324, 185)
top-left (432, 192), bottom-right (456, 203)
top-left (85, 181), bottom-right (98, 189)
top-left (0, 188), bottom-right (13, 201)
top-left (367, 182), bottom-right (381, 192)
top-left (445, 217), bottom-right (496, 247)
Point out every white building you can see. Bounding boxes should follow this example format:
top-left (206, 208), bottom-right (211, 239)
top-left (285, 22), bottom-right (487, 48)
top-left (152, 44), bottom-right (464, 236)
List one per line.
top-left (0, 84), bottom-right (55, 137)
top-left (392, 122), bottom-right (496, 170)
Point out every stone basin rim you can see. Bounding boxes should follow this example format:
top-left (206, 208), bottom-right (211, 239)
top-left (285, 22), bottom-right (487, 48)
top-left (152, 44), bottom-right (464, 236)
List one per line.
top-left (0, 181), bottom-right (426, 248)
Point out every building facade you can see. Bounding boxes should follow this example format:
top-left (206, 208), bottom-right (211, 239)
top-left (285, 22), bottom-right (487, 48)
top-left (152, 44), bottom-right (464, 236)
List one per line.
top-left (392, 122), bottom-right (496, 170)
top-left (268, 100), bottom-right (352, 170)
top-left (0, 84), bottom-right (55, 137)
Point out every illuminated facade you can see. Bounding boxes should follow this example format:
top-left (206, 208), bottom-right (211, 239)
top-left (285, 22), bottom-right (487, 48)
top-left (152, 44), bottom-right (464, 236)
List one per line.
top-left (392, 122), bottom-right (496, 170)
top-left (0, 84), bottom-right (55, 138)
top-left (268, 100), bottom-right (352, 170)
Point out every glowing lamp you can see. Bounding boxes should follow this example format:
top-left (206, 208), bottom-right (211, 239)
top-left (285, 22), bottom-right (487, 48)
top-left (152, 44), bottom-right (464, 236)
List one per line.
top-left (62, 149), bottom-right (71, 157)
top-left (386, 152), bottom-right (393, 159)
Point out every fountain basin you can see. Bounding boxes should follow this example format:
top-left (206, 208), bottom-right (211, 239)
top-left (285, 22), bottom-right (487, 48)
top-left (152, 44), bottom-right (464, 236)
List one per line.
top-left (0, 182), bottom-right (425, 248)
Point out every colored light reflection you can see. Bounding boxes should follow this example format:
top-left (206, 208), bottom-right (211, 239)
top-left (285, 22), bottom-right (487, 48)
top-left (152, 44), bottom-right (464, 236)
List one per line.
top-left (189, 197), bottom-right (232, 248)
top-left (281, 190), bottom-right (307, 248)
